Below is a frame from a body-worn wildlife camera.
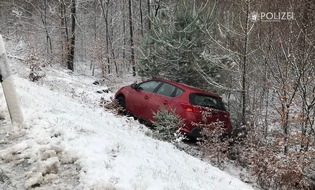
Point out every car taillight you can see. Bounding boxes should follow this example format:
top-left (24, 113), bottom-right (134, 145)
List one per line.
top-left (180, 103), bottom-right (199, 113)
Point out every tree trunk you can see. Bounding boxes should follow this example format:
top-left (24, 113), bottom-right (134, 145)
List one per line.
top-left (241, 0), bottom-right (250, 126)
top-left (67, 0), bottom-right (76, 71)
top-left (100, 0), bottom-right (111, 75)
top-left (43, 0), bottom-right (52, 54)
top-left (60, 0), bottom-right (69, 65)
top-left (140, 0), bottom-right (144, 37)
top-left (128, 0), bottom-right (136, 76)
top-left (147, 0), bottom-right (151, 30)
top-left (123, 0), bottom-right (126, 68)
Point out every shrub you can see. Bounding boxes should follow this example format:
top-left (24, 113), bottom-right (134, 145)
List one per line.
top-left (196, 108), bottom-right (231, 168)
top-left (29, 63), bottom-right (46, 82)
top-left (101, 98), bottom-right (125, 115)
top-left (233, 126), bottom-right (315, 189)
top-left (26, 49), bottom-right (46, 82)
top-left (152, 107), bottom-right (185, 142)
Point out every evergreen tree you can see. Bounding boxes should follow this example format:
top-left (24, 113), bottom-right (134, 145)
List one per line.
top-left (152, 107), bottom-right (185, 142)
top-left (138, 0), bottom-right (226, 90)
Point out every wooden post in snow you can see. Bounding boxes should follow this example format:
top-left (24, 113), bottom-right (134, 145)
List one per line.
top-left (0, 34), bottom-right (24, 124)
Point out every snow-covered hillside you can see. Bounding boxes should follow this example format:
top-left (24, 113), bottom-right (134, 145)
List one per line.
top-left (0, 64), bottom-right (253, 190)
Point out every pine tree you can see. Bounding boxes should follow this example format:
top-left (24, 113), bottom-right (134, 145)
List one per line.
top-left (152, 107), bottom-right (185, 142)
top-left (138, 0), bottom-right (226, 90)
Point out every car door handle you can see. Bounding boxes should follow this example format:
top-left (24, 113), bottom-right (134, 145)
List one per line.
top-left (144, 95), bottom-right (149, 99)
top-left (163, 101), bottom-right (168, 105)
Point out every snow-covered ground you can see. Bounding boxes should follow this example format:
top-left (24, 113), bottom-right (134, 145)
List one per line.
top-left (0, 62), bottom-right (253, 189)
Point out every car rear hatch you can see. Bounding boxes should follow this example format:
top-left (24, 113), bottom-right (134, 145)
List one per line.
top-left (189, 93), bottom-right (230, 128)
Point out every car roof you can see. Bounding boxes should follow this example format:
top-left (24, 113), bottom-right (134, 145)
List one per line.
top-left (150, 78), bottom-right (221, 98)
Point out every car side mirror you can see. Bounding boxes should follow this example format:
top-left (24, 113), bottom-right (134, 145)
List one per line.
top-left (131, 83), bottom-right (138, 89)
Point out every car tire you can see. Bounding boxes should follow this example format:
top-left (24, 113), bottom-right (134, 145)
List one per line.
top-left (117, 96), bottom-right (126, 109)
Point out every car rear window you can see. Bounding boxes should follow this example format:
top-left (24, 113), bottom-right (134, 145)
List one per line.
top-left (189, 93), bottom-right (226, 111)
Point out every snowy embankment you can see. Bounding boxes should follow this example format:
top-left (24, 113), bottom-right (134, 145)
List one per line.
top-left (0, 66), bottom-right (253, 190)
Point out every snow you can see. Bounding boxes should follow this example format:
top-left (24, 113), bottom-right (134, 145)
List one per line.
top-left (0, 64), bottom-right (253, 190)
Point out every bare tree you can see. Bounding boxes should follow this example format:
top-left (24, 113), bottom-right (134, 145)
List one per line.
top-left (67, 0), bottom-right (76, 71)
top-left (60, 0), bottom-right (70, 65)
top-left (129, 0), bottom-right (136, 76)
top-left (147, 0), bottom-right (151, 30)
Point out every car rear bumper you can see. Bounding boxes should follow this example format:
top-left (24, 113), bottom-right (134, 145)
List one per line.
top-left (181, 119), bottom-right (232, 139)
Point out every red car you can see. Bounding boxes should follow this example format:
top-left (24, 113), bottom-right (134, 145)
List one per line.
top-left (114, 78), bottom-right (232, 138)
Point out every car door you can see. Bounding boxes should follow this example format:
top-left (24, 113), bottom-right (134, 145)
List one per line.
top-left (127, 80), bottom-right (161, 120)
top-left (146, 82), bottom-right (177, 122)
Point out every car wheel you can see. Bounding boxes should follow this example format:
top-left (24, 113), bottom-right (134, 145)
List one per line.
top-left (117, 96), bottom-right (126, 109)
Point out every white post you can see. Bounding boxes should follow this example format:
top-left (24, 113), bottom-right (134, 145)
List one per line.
top-left (0, 34), bottom-right (24, 124)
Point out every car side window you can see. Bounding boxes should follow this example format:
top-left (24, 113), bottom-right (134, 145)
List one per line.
top-left (138, 81), bottom-right (161, 92)
top-left (174, 88), bottom-right (184, 97)
top-left (156, 83), bottom-right (176, 97)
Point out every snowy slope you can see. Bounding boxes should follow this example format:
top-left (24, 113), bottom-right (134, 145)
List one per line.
top-left (0, 66), bottom-right (253, 190)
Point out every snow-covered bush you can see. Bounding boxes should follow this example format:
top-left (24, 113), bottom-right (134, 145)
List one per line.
top-left (197, 108), bottom-right (231, 168)
top-left (26, 49), bottom-right (46, 82)
top-left (152, 107), bottom-right (185, 142)
top-left (199, 125), bottom-right (231, 168)
top-left (29, 63), bottom-right (46, 82)
top-left (232, 126), bottom-right (315, 190)
top-left (199, 112), bottom-right (315, 189)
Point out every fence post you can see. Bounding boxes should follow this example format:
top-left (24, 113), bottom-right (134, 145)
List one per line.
top-left (0, 34), bottom-right (24, 124)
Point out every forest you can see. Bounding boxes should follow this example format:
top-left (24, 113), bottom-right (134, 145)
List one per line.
top-left (1, 0), bottom-right (315, 189)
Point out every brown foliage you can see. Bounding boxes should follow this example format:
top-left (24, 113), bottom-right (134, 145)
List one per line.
top-left (234, 127), bottom-right (315, 190)
top-left (100, 98), bottom-right (125, 115)
top-left (196, 109), bottom-right (232, 168)
top-left (198, 124), bottom-right (231, 168)
top-left (199, 118), bottom-right (315, 189)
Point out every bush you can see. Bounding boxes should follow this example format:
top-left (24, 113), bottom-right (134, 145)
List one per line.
top-left (29, 63), bottom-right (46, 82)
top-left (152, 107), bottom-right (185, 142)
top-left (199, 114), bottom-right (315, 189)
top-left (232, 126), bottom-right (315, 189)
top-left (26, 49), bottom-right (46, 82)
top-left (100, 98), bottom-right (125, 115)
top-left (196, 108), bottom-right (231, 168)
top-left (199, 125), bottom-right (231, 167)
